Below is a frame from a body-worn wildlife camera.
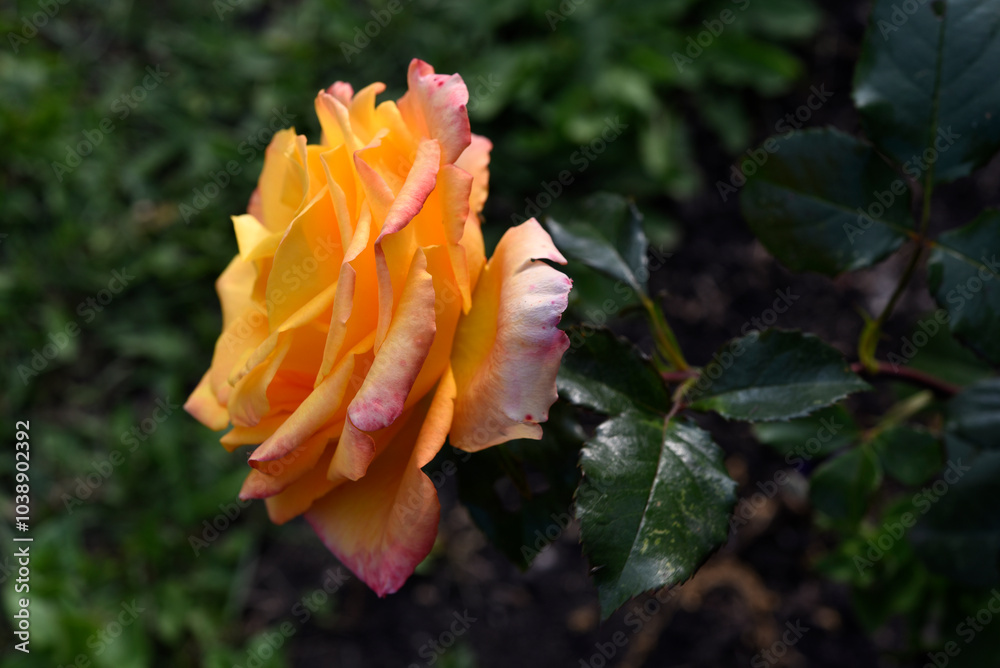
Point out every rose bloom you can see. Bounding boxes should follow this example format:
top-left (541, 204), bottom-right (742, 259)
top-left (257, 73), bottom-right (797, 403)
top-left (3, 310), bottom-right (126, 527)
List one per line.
top-left (185, 60), bottom-right (572, 595)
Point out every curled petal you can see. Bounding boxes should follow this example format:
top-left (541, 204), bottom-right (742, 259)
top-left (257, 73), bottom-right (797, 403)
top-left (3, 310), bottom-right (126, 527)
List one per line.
top-left (184, 372), bottom-right (229, 431)
top-left (455, 134), bottom-right (491, 217)
top-left (331, 251), bottom-right (437, 482)
top-left (449, 219), bottom-right (571, 451)
top-left (398, 59), bottom-right (471, 165)
top-left (306, 372), bottom-right (455, 596)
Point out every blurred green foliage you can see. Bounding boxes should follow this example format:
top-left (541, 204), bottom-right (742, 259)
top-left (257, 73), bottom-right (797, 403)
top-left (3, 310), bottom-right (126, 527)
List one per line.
top-left (0, 0), bottom-right (818, 664)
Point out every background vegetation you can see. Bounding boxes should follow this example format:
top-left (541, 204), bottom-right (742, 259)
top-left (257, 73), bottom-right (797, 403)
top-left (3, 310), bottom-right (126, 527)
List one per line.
top-left (3, 0), bottom-right (997, 666)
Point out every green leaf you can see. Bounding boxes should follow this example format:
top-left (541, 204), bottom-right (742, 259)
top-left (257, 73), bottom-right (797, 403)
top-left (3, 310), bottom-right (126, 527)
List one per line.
top-left (905, 311), bottom-right (995, 387)
top-left (577, 415), bottom-right (736, 617)
top-left (740, 128), bottom-right (913, 276)
top-left (452, 401), bottom-right (585, 570)
top-left (809, 445), bottom-right (883, 523)
top-left (752, 404), bottom-right (860, 462)
top-left (872, 426), bottom-right (944, 486)
top-left (853, 0), bottom-right (1000, 184)
top-left (910, 379), bottom-right (1000, 585)
top-left (927, 210), bottom-right (1000, 364)
top-left (557, 328), bottom-right (670, 416)
top-left (687, 329), bottom-right (871, 421)
top-left (545, 193), bottom-right (650, 294)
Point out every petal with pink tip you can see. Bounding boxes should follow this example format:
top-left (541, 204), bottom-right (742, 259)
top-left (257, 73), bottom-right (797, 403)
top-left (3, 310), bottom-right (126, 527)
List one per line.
top-left (449, 219), bottom-right (571, 452)
top-left (347, 249), bottom-right (436, 433)
top-left (398, 59), bottom-right (471, 165)
top-left (305, 371), bottom-right (456, 596)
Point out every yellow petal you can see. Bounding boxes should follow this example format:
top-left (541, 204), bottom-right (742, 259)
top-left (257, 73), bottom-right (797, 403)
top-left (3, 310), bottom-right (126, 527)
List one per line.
top-left (219, 413), bottom-right (289, 452)
top-left (257, 129), bottom-right (307, 232)
top-left (266, 186), bottom-right (343, 330)
top-left (249, 335), bottom-right (373, 463)
top-left (184, 371), bottom-right (229, 431)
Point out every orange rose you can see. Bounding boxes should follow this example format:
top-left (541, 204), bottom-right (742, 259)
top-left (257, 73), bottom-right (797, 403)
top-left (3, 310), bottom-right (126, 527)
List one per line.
top-left (185, 60), bottom-right (572, 595)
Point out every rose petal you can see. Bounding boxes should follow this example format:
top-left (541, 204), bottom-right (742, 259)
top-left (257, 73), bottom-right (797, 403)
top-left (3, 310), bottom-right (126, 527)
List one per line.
top-left (455, 134), bottom-right (492, 216)
top-left (449, 219), bottom-right (571, 451)
top-left (346, 249), bottom-right (436, 434)
top-left (398, 59), bottom-right (471, 165)
top-left (305, 371), bottom-right (456, 596)
top-left (249, 335), bottom-right (374, 463)
top-left (266, 187), bottom-right (343, 329)
top-left (240, 423), bottom-right (341, 500)
top-left (184, 371), bottom-right (229, 431)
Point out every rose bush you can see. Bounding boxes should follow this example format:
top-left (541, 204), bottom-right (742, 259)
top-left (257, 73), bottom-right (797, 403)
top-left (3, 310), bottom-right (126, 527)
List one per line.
top-left (185, 59), bottom-right (572, 595)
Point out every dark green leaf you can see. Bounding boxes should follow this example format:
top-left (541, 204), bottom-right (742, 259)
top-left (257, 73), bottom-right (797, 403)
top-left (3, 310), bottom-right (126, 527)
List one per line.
top-left (911, 379), bottom-right (1000, 585)
top-left (687, 329), bottom-right (871, 421)
top-left (810, 445), bottom-right (883, 523)
top-left (451, 402), bottom-right (585, 570)
top-left (557, 328), bottom-right (670, 416)
top-left (945, 377), bottom-right (1000, 450)
top-left (927, 210), bottom-right (1000, 364)
top-left (545, 193), bottom-right (650, 294)
top-left (872, 426), bottom-right (943, 486)
top-left (904, 309), bottom-right (995, 387)
top-left (853, 0), bottom-right (1000, 183)
top-left (741, 128), bottom-right (913, 276)
top-left (578, 415), bottom-right (736, 617)
top-left (752, 404), bottom-right (859, 462)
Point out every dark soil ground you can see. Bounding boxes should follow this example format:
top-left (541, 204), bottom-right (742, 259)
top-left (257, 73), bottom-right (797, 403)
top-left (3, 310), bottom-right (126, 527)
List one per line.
top-left (239, 2), bottom-right (1000, 666)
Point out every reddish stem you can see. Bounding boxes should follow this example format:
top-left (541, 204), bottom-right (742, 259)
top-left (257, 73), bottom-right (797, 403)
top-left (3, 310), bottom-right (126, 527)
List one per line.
top-left (662, 363), bottom-right (960, 397)
top-left (849, 361), bottom-right (961, 397)
top-left (661, 369), bottom-right (699, 384)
